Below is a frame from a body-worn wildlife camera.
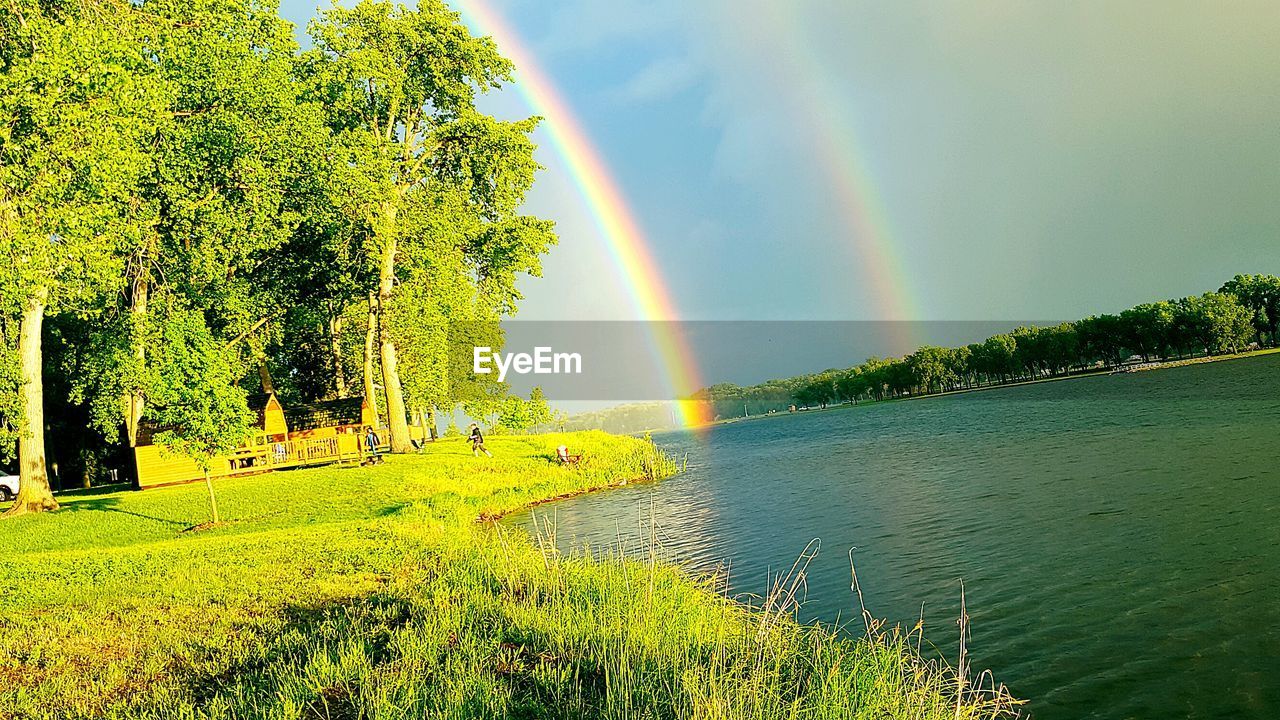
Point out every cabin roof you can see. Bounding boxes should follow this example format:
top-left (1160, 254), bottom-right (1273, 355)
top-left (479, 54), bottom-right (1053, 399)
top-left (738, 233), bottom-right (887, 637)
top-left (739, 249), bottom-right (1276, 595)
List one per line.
top-left (283, 397), bottom-right (367, 432)
top-left (243, 392), bottom-right (286, 428)
top-left (135, 421), bottom-right (175, 446)
top-left (137, 393), bottom-right (282, 446)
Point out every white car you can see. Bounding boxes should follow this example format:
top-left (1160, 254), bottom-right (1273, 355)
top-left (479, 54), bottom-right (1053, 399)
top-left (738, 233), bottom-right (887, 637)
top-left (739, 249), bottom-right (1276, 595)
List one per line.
top-left (0, 474), bottom-right (17, 502)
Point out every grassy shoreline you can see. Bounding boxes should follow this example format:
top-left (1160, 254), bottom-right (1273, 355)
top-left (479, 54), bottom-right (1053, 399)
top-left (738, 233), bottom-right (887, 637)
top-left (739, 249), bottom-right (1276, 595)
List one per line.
top-left (0, 431), bottom-right (1019, 719)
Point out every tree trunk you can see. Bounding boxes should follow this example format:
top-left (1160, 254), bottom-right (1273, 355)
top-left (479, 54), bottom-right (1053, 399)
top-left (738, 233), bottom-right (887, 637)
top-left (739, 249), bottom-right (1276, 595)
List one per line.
top-left (329, 310), bottom-right (346, 398)
top-left (4, 287), bottom-right (58, 517)
top-left (376, 206), bottom-right (410, 453)
top-left (363, 292), bottom-right (380, 425)
top-left (121, 274), bottom-right (149, 448)
top-left (203, 468), bottom-right (219, 524)
top-left (379, 329), bottom-right (410, 453)
top-left (258, 363), bottom-right (276, 395)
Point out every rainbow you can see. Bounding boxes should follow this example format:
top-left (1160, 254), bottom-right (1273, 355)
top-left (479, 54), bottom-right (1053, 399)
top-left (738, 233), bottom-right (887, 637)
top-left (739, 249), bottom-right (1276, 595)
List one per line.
top-left (452, 0), bottom-right (713, 427)
top-left (763, 5), bottom-right (922, 339)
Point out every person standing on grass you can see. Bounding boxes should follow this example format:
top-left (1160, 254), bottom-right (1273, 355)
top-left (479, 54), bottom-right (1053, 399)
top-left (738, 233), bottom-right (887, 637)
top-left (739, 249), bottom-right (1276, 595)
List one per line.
top-left (469, 424), bottom-right (492, 457)
top-left (364, 426), bottom-right (382, 463)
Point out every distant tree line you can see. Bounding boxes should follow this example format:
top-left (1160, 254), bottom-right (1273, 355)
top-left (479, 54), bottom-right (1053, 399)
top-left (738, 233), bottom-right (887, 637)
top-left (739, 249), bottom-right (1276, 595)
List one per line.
top-left (491, 386), bottom-right (560, 435)
top-left (697, 275), bottom-right (1279, 418)
top-left (561, 402), bottom-right (677, 436)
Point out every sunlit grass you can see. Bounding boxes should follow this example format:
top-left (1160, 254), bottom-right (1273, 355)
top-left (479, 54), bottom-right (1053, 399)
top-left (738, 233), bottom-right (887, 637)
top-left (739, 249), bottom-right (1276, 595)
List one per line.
top-left (0, 431), bottom-right (1019, 719)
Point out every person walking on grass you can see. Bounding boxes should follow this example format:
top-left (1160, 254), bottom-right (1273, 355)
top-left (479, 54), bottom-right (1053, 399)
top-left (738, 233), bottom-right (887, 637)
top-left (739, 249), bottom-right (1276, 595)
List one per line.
top-left (469, 424), bottom-right (492, 457)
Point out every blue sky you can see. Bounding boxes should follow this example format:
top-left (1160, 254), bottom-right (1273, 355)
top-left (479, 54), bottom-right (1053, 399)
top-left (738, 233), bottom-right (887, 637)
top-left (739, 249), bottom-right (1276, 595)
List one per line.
top-left (279, 0), bottom-right (1280, 324)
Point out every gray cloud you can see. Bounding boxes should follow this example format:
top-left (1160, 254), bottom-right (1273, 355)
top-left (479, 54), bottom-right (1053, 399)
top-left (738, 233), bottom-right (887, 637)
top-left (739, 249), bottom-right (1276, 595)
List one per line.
top-left (484, 0), bottom-right (1280, 321)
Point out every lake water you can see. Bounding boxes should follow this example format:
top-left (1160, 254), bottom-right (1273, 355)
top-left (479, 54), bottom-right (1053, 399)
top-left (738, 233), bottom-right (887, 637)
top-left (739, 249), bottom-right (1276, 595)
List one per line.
top-left (508, 355), bottom-right (1280, 719)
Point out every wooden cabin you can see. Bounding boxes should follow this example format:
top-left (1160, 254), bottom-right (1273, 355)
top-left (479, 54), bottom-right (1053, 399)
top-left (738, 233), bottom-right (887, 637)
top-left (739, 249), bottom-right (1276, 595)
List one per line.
top-left (133, 394), bottom-right (399, 490)
top-left (283, 396), bottom-right (426, 444)
top-left (284, 397), bottom-right (377, 440)
top-left (252, 392), bottom-right (290, 443)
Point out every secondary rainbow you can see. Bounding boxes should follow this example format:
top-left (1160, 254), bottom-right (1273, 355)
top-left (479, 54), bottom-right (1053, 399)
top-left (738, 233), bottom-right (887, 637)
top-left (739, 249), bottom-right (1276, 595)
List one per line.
top-left (453, 0), bottom-right (712, 427)
top-left (764, 5), bottom-right (922, 343)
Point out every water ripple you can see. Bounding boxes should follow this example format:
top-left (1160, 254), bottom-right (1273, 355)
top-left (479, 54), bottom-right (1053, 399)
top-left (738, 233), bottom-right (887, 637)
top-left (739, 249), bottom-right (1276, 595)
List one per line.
top-left (507, 355), bottom-right (1280, 720)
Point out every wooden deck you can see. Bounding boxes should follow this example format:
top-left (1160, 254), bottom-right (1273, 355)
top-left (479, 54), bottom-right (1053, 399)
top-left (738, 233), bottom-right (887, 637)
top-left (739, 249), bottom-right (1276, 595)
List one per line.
top-left (134, 434), bottom-right (366, 490)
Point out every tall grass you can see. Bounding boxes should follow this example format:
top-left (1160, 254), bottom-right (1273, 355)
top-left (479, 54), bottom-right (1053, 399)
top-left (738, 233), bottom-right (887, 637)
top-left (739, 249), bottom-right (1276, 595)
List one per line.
top-left (0, 431), bottom-right (1019, 719)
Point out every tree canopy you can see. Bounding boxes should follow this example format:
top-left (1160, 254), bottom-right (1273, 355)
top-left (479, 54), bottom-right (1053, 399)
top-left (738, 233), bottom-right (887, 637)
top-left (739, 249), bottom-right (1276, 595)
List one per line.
top-left (0, 0), bottom-right (558, 515)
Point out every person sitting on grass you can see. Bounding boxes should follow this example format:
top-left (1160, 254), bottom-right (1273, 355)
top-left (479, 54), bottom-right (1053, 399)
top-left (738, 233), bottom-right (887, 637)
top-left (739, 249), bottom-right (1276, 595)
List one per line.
top-left (469, 424), bottom-right (492, 458)
top-left (556, 444), bottom-right (583, 467)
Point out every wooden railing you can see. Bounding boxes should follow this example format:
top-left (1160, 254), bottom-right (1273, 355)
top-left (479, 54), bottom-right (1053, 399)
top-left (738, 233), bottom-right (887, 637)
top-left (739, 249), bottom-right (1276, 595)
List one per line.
top-left (136, 435), bottom-right (363, 489)
top-left (136, 431), bottom-right (410, 489)
top-left (224, 435), bottom-right (363, 476)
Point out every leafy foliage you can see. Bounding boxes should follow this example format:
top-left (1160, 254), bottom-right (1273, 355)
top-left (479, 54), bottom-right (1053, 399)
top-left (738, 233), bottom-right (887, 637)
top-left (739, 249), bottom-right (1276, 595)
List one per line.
top-left (288, 0), bottom-right (556, 450)
top-left (147, 310), bottom-right (253, 469)
top-left (493, 385), bottom-right (553, 434)
top-left (0, 0), bottom-right (558, 481)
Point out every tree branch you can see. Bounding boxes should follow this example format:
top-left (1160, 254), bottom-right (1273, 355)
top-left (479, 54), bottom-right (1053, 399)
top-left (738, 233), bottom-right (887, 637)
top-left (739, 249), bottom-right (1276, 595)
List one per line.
top-left (223, 316), bottom-right (269, 349)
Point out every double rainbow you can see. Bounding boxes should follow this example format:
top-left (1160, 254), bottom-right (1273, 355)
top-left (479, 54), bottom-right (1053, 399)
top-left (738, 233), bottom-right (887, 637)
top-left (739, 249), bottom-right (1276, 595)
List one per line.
top-left (454, 2), bottom-right (923, 424)
top-left (455, 0), bottom-right (713, 428)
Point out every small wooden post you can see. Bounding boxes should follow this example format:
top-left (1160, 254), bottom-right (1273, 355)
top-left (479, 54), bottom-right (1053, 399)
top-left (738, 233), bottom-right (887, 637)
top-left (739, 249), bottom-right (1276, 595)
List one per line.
top-left (203, 468), bottom-right (220, 524)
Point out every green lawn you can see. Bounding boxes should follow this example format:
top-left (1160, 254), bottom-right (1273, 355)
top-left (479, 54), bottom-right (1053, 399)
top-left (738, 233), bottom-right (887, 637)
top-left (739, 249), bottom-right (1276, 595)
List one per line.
top-left (0, 431), bottom-right (1019, 719)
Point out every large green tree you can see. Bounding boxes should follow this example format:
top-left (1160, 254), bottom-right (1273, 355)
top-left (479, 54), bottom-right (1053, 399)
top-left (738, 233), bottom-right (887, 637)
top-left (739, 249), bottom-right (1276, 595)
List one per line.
top-left (1176, 293), bottom-right (1254, 356)
top-left (112, 0), bottom-right (327, 450)
top-left (0, 1), bottom-right (163, 516)
top-left (1221, 274), bottom-right (1280, 346)
top-left (303, 0), bottom-right (553, 451)
top-left (906, 346), bottom-right (957, 394)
